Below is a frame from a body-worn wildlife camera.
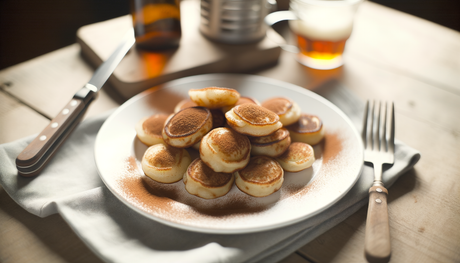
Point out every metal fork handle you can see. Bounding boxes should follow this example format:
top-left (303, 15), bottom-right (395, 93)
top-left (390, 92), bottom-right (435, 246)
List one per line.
top-left (365, 185), bottom-right (391, 263)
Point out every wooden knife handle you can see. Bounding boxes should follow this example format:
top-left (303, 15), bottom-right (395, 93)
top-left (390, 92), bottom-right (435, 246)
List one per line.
top-left (365, 186), bottom-right (391, 263)
top-left (16, 86), bottom-right (96, 177)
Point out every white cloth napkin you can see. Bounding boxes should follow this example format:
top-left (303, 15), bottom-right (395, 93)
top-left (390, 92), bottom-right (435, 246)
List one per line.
top-left (0, 80), bottom-right (420, 263)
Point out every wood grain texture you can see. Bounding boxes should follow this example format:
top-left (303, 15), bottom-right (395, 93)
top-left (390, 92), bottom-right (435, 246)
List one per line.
top-left (365, 186), bottom-right (391, 263)
top-left (1, 1), bottom-right (460, 263)
top-left (77, 0), bottom-right (283, 99)
top-left (0, 45), bottom-right (122, 120)
top-left (0, 91), bottom-right (49, 144)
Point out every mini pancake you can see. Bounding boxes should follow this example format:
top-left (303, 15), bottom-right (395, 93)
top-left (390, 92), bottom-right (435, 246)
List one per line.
top-left (225, 104), bottom-right (283, 137)
top-left (221, 96), bottom-right (260, 113)
top-left (235, 156), bottom-right (284, 197)
top-left (249, 128), bottom-right (291, 157)
top-left (142, 143), bottom-right (192, 183)
top-left (200, 127), bottom-right (251, 173)
top-left (189, 87), bottom-right (240, 109)
top-left (163, 107), bottom-right (213, 148)
top-left (261, 97), bottom-right (301, 126)
top-left (276, 142), bottom-right (315, 172)
top-left (174, 99), bottom-right (198, 113)
top-left (286, 113), bottom-right (325, 145)
top-left (135, 114), bottom-right (169, 146)
top-left (183, 158), bottom-right (234, 199)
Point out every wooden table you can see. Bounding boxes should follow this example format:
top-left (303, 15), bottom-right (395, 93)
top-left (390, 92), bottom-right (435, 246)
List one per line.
top-left (1, 1), bottom-right (460, 262)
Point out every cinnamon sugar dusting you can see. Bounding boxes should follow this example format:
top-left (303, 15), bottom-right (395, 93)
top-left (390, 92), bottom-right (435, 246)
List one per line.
top-left (261, 98), bottom-right (292, 115)
top-left (240, 156), bottom-right (283, 184)
top-left (280, 132), bottom-right (346, 199)
top-left (234, 104), bottom-right (279, 125)
top-left (113, 128), bottom-right (356, 228)
top-left (321, 132), bottom-right (343, 164)
top-left (144, 144), bottom-right (181, 168)
top-left (278, 142), bottom-right (313, 162)
top-left (166, 107), bottom-right (210, 136)
top-left (188, 159), bottom-right (232, 187)
top-left (210, 128), bottom-right (250, 157)
top-left (116, 156), bottom-right (271, 223)
top-left (142, 114), bottom-right (168, 136)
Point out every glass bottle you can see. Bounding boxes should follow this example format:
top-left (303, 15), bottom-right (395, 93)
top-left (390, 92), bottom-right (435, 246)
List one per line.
top-left (130, 0), bottom-right (182, 50)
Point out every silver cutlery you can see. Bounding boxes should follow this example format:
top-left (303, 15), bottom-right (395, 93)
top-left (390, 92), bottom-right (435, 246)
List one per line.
top-left (16, 29), bottom-right (135, 177)
top-left (362, 100), bottom-right (395, 263)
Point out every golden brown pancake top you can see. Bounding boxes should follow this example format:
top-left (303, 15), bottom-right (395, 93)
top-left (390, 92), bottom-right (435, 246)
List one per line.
top-left (286, 114), bottom-right (322, 133)
top-left (144, 145), bottom-right (182, 168)
top-left (165, 107), bottom-right (210, 137)
top-left (190, 87), bottom-right (239, 108)
top-left (233, 104), bottom-right (279, 125)
top-left (239, 156), bottom-right (283, 184)
top-left (142, 114), bottom-right (169, 136)
top-left (249, 128), bottom-right (290, 145)
top-left (278, 142), bottom-right (313, 162)
top-left (208, 128), bottom-right (250, 158)
top-left (261, 97), bottom-right (292, 115)
top-left (187, 159), bottom-right (233, 187)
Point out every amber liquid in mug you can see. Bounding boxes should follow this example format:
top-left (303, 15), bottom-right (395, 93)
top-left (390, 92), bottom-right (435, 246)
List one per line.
top-left (295, 33), bottom-right (348, 61)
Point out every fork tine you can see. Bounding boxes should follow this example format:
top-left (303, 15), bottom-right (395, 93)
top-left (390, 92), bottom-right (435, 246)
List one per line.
top-left (381, 102), bottom-right (388, 152)
top-left (375, 101), bottom-right (382, 151)
top-left (369, 101), bottom-right (375, 150)
top-left (362, 101), bottom-right (369, 148)
top-left (388, 102), bottom-right (395, 154)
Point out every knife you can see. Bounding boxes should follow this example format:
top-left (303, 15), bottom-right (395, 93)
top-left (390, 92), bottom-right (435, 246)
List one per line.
top-left (16, 29), bottom-right (135, 177)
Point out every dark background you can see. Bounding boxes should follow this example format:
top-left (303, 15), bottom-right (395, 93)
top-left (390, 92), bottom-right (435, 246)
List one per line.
top-left (1, 0), bottom-right (459, 70)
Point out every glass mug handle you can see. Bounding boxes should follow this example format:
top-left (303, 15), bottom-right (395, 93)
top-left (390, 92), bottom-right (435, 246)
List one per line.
top-left (265, 11), bottom-right (299, 53)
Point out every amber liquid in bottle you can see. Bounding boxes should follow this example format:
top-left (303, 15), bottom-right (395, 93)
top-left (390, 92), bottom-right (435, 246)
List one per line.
top-left (131, 0), bottom-right (181, 50)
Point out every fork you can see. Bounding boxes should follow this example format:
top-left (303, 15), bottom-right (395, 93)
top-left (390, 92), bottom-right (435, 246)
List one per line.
top-left (362, 101), bottom-right (395, 263)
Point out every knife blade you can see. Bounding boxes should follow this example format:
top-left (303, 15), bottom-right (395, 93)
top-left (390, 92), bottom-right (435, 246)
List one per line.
top-left (16, 29), bottom-right (135, 177)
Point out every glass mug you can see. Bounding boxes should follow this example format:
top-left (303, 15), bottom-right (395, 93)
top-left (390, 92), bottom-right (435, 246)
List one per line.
top-left (266, 0), bottom-right (362, 70)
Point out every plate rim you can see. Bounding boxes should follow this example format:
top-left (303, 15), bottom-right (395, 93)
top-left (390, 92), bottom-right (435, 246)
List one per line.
top-left (95, 73), bottom-right (364, 234)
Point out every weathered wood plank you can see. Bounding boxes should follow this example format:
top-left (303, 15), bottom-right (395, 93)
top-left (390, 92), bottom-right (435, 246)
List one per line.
top-left (0, 91), bottom-right (48, 144)
top-left (0, 45), bottom-right (122, 120)
top-left (298, 112), bottom-right (460, 263)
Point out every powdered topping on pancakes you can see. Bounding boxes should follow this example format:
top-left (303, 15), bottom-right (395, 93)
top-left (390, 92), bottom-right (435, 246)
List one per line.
top-left (209, 128), bottom-right (250, 159)
top-left (187, 159), bottom-right (233, 187)
top-left (278, 142), bottom-right (314, 163)
top-left (261, 98), bottom-right (292, 115)
top-left (165, 107), bottom-right (210, 136)
top-left (287, 114), bottom-right (322, 133)
top-left (144, 144), bottom-right (182, 168)
top-left (239, 156), bottom-right (283, 184)
top-left (233, 104), bottom-right (279, 125)
top-left (249, 128), bottom-right (289, 145)
top-left (142, 114), bottom-right (169, 136)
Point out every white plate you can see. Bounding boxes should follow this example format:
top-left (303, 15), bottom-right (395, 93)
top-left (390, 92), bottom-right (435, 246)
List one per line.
top-left (95, 74), bottom-right (363, 234)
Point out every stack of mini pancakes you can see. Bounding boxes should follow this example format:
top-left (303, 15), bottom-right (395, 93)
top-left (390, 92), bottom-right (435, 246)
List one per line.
top-left (135, 87), bottom-right (325, 199)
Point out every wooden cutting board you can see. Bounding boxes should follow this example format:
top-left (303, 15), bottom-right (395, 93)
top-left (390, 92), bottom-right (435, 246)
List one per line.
top-left (76, 0), bottom-right (284, 99)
